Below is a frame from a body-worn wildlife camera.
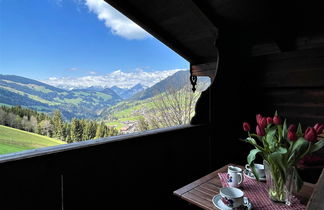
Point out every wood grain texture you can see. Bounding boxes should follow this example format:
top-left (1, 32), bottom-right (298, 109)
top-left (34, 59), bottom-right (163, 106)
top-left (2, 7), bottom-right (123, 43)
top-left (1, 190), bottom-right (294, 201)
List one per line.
top-left (250, 46), bottom-right (324, 185)
top-left (174, 164), bottom-right (228, 197)
top-left (251, 47), bottom-right (324, 127)
top-left (0, 125), bottom-right (212, 210)
top-left (174, 164), bottom-right (315, 209)
top-left (252, 47), bottom-right (324, 88)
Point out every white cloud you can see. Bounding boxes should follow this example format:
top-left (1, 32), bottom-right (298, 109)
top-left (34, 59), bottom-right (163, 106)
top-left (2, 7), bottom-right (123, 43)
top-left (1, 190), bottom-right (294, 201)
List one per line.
top-left (84, 0), bottom-right (150, 40)
top-left (54, 0), bottom-right (63, 7)
top-left (68, 67), bottom-right (78, 71)
top-left (42, 69), bottom-right (184, 89)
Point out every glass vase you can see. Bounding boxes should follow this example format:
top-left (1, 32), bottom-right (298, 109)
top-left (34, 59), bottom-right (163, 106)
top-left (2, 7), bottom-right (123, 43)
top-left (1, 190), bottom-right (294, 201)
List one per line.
top-left (263, 160), bottom-right (298, 205)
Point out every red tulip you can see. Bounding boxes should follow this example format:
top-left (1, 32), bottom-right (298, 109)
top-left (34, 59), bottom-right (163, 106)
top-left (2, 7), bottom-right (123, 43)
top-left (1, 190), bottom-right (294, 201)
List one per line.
top-left (260, 117), bottom-right (267, 128)
top-left (288, 131), bottom-right (297, 141)
top-left (288, 124), bottom-right (297, 132)
top-left (314, 123), bottom-right (320, 130)
top-left (256, 114), bottom-right (262, 125)
top-left (314, 123), bottom-right (324, 134)
top-left (256, 125), bottom-right (265, 136)
top-left (273, 115), bottom-right (281, 125)
top-left (266, 117), bottom-right (273, 125)
top-left (243, 122), bottom-right (251, 132)
top-left (304, 127), bottom-right (317, 142)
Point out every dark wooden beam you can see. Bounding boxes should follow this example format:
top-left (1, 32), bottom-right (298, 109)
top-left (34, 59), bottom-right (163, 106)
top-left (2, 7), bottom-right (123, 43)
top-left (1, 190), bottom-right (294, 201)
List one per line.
top-left (191, 61), bottom-right (218, 79)
top-left (181, 0), bottom-right (218, 35)
top-left (191, 0), bottom-right (227, 30)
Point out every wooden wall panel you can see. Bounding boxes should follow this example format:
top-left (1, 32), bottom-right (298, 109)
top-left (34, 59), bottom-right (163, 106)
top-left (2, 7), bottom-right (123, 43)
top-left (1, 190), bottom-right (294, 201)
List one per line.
top-left (250, 46), bottom-right (324, 183)
top-left (264, 88), bottom-right (324, 104)
top-left (253, 48), bottom-right (324, 88)
top-left (262, 88), bottom-right (324, 126)
top-left (251, 47), bottom-right (324, 126)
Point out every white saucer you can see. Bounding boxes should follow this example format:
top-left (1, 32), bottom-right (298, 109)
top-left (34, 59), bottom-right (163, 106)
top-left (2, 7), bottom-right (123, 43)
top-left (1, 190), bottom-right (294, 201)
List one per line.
top-left (212, 194), bottom-right (234, 210)
top-left (243, 169), bottom-right (266, 181)
top-left (212, 194), bottom-right (252, 210)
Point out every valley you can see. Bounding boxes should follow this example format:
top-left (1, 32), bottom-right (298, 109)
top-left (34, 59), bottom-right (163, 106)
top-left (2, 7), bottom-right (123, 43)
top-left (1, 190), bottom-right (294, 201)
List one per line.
top-left (0, 70), bottom-right (210, 136)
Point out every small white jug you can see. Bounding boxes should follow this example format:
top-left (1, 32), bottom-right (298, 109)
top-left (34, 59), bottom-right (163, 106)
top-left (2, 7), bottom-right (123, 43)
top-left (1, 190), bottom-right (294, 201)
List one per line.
top-left (227, 166), bottom-right (244, 187)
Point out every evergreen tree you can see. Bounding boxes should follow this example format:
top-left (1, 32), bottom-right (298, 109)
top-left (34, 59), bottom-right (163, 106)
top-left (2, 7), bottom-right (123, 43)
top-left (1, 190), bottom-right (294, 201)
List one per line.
top-left (0, 108), bottom-right (6, 125)
top-left (80, 119), bottom-right (87, 141)
top-left (64, 122), bottom-right (72, 143)
top-left (95, 122), bottom-right (106, 139)
top-left (53, 110), bottom-right (64, 140)
top-left (83, 120), bottom-right (97, 140)
top-left (70, 118), bottom-right (82, 142)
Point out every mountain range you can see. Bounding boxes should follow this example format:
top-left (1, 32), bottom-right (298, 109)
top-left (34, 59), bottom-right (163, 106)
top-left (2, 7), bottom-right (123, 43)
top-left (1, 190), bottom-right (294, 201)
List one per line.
top-left (132, 70), bottom-right (190, 100)
top-left (0, 74), bottom-right (122, 119)
top-left (0, 70), bottom-right (204, 120)
top-left (132, 70), bottom-right (210, 100)
top-left (111, 84), bottom-right (146, 99)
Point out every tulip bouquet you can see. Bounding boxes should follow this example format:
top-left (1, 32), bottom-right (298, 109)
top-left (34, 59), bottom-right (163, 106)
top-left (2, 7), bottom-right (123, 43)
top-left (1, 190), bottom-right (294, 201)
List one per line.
top-left (242, 112), bottom-right (324, 203)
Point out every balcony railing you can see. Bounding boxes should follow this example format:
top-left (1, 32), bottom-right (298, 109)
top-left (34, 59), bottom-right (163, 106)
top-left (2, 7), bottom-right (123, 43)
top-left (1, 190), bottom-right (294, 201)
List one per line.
top-left (0, 124), bottom-right (212, 210)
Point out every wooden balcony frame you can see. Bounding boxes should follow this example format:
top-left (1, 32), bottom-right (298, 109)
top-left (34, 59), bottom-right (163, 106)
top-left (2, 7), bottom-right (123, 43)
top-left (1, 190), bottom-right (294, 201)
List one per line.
top-left (0, 124), bottom-right (215, 209)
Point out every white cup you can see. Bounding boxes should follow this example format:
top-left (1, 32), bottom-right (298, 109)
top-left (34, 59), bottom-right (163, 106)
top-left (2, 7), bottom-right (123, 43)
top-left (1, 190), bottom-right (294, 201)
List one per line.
top-left (227, 165), bottom-right (243, 187)
top-left (245, 163), bottom-right (265, 178)
top-left (220, 187), bottom-right (244, 208)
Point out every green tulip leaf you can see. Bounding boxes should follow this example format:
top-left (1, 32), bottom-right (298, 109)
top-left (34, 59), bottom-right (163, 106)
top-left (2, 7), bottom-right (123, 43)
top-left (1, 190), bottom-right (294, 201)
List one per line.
top-left (247, 148), bottom-right (262, 180)
top-left (247, 148), bottom-right (262, 165)
top-left (295, 167), bottom-right (304, 192)
top-left (277, 147), bottom-right (288, 154)
top-left (282, 119), bottom-right (288, 139)
top-left (309, 140), bottom-right (324, 153)
top-left (287, 150), bottom-right (296, 165)
top-left (265, 126), bottom-right (277, 151)
top-left (296, 123), bottom-right (303, 137)
top-left (246, 137), bottom-right (257, 145)
top-left (278, 125), bottom-right (283, 142)
top-left (269, 152), bottom-right (287, 179)
top-left (294, 167), bottom-right (304, 192)
top-left (291, 137), bottom-right (309, 160)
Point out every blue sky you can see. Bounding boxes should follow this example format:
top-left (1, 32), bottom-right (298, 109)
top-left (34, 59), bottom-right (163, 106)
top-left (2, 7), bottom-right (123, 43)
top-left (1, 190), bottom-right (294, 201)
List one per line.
top-left (0, 0), bottom-right (188, 83)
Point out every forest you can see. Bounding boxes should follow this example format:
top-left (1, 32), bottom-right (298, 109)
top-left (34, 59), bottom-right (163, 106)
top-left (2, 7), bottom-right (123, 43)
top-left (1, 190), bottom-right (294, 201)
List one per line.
top-left (0, 105), bottom-right (119, 143)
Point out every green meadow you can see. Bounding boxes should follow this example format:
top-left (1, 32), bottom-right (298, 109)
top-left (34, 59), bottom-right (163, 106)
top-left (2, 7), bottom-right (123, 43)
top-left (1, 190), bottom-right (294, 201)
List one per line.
top-left (0, 125), bottom-right (66, 155)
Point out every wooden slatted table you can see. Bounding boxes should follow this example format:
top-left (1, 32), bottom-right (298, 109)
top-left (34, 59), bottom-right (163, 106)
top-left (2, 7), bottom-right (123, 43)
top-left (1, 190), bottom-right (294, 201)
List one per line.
top-left (173, 164), bottom-right (315, 210)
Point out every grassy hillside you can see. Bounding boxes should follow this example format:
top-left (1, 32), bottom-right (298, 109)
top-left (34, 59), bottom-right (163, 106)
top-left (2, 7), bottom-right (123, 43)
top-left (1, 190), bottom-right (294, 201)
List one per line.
top-left (102, 87), bottom-right (205, 132)
top-left (0, 125), bottom-right (66, 155)
top-left (0, 74), bottom-right (122, 120)
top-left (102, 97), bottom-right (154, 129)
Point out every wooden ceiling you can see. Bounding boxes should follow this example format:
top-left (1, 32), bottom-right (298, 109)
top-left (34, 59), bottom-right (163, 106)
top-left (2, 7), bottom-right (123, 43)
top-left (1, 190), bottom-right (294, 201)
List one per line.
top-left (105, 0), bottom-right (324, 64)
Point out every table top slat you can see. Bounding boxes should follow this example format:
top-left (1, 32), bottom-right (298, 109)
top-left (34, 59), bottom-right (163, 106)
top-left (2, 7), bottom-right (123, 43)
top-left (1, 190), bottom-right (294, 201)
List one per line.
top-left (191, 188), bottom-right (214, 201)
top-left (207, 177), bottom-right (223, 187)
top-left (174, 164), bottom-right (315, 210)
top-left (182, 191), bottom-right (217, 210)
top-left (174, 164), bottom-right (230, 197)
top-left (196, 185), bottom-right (218, 196)
top-left (200, 182), bottom-right (220, 193)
